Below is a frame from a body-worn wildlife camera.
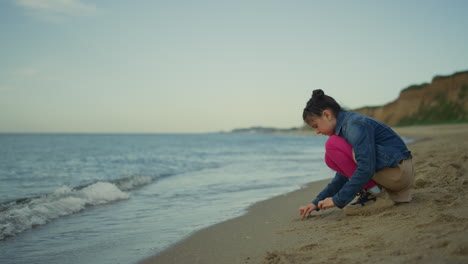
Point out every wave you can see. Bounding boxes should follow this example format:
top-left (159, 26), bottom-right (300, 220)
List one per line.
top-left (0, 175), bottom-right (159, 240)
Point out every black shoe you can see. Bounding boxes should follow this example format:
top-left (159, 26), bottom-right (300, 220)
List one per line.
top-left (350, 191), bottom-right (377, 206)
top-left (344, 190), bottom-right (394, 216)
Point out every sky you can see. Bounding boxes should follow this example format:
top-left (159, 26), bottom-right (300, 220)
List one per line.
top-left (1, 0), bottom-right (467, 133)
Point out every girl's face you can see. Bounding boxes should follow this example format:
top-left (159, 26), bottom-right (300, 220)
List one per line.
top-left (306, 110), bottom-right (337, 136)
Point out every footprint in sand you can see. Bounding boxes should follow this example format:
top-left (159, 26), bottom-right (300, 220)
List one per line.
top-left (416, 213), bottom-right (468, 228)
top-left (299, 244), bottom-right (318, 251)
top-left (449, 241), bottom-right (468, 256)
top-left (433, 194), bottom-right (458, 205)
top-left (414, 178), bottom-right (432, 189)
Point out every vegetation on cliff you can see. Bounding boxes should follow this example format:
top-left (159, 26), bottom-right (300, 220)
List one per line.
top-left (397, 85), bottom-right (468, 126)
top-left (353, 70), bottom-right (468, 126)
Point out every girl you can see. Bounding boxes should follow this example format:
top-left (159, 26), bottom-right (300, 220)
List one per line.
top-left (299, 89), bottom-right (414, 218)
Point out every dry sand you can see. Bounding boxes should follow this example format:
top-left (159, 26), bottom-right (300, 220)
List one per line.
top-left (141, 124), bottom-right (468, 264)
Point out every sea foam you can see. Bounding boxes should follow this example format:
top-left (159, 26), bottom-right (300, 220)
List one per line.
top-left (0, 175), bottom-right (156, 240)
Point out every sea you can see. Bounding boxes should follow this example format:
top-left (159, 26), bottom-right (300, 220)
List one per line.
top-left (0, 133), bottom-right (333, 264)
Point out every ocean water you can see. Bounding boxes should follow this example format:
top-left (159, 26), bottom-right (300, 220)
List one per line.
top-left (0, 133), bottom-right (332, 264)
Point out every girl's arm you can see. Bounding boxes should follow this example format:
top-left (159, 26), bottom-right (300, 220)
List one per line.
top-left (332, 120), bottom-right (376, 208)
top-left (312, 172), bottom-right (348, 207)
top-left (300, 173), bottom-right (347, 219)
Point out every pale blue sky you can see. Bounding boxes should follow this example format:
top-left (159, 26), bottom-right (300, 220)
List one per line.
top-left (1, 0), bottom-right (467, 133)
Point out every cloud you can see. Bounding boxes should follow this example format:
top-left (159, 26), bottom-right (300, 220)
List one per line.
top-left (14, 0), bottom-right (96, 22)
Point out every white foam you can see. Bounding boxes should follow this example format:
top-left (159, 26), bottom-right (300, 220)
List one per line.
top-left (81, 182), bottom-right (129, 203)
top-left (0, 182), bottom-right (129, 240)
top-left (53, 185), bottom-right (73, 195)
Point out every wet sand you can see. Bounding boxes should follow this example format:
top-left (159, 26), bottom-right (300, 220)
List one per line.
top-left (141, 124), bottom-right (468, 264)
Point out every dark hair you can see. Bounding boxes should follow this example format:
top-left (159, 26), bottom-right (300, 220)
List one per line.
top-left (302, 89), bottom-right (342, 121)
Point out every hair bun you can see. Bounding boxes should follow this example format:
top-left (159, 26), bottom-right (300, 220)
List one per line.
top-left (312, 89), bottom-right (325, 100)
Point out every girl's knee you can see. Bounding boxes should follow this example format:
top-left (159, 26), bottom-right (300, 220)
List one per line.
top-left (326, 135), bottom-right (351, 151)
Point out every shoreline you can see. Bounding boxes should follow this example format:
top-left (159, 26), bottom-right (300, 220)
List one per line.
top-left (140, 179), bottom-right (332, 264)
top-left (140, 123), bottom-right (468, 264)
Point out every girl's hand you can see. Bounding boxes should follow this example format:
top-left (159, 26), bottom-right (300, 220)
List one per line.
top-left (299, 204), bottom-right (317, 220)
top-left (318, 197), bottom-right (336, 210)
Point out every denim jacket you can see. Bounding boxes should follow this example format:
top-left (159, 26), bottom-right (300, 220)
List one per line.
top-left (312, 110), bottom-right (412, 209)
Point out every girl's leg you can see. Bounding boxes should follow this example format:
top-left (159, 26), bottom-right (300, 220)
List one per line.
top-left (372, 159), bottom-right (415, 202)
top-left (325, 135), bottom-right (377, 190)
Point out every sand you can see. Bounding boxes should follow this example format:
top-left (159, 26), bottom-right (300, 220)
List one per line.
top-left (140, 124), bottom-right (468, 264)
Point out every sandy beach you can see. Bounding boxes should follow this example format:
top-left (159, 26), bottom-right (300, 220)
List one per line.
top-left (141, 124), bottom-right (468, 264)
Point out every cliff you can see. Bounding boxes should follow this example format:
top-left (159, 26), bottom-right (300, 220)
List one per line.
top-left (352, 70), bottom-right (468, 126)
